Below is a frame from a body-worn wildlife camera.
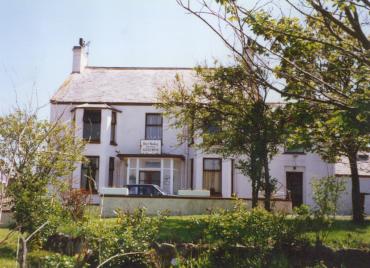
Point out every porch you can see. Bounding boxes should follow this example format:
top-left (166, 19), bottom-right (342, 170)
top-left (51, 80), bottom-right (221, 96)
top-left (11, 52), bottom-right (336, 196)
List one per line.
top-left (116, 154), bottom-right (185, 195)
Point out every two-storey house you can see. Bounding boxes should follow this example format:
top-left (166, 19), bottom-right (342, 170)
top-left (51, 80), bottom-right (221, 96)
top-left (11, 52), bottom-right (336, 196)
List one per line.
top-left (50, 40), bottom-right (370, 214)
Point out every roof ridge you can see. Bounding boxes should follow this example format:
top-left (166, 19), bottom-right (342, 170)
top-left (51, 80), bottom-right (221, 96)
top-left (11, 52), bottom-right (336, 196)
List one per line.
top-left (86, 66), bottom-right (194, 70)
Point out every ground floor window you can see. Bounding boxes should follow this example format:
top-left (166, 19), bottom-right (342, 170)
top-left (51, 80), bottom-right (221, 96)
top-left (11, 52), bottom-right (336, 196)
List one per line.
top-left (203, 158), bottom-right (222, 195)
top-left (125, 157), bottom-right (182, 194)
top-left (108, 157), bottom-right (114, 187)
top-left (81, 156), bottom-right (99, 193)
top-left (139, 170), bottom-right (160, 186)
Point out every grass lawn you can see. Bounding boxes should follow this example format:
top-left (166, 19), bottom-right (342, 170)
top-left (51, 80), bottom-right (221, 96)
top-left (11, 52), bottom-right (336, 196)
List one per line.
top-left (1, 215), bottom-right (369, 266)
top-left (157, 216), bottom-right (370, 248)
top-left (157, 215), bottom-right (208, 243)
top-left (305, 218), bottom-right (370, 249)
top-left (0, 228), bottom-right (19, 268)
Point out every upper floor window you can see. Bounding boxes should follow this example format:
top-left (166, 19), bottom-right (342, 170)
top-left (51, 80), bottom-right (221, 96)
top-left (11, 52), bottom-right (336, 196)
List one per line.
top-left (357, 154), bottom-right (369, 161)
top-left (110, 111), bottom-right (117, 145)
top-left (145, 113), bottom-right (162, 140)
top-left (83, 110), bottom-right (101, 143)
top-left (284, 145), bottom-right (305, 154)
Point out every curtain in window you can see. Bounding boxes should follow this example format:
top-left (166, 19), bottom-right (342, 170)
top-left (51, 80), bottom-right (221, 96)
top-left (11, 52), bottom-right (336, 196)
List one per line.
top-left (146, 126), bottom-right (162, 140)
top-left (203, 171), bottom-right (221, 194)
top-left (108, 157), bottom-right (114, 187)
top-left (110, 112), bottom-right (117, 143)
top-left (146, 114), bottom-right (162, 140)
top-left (83, 110), bottom-right (101, 141)
top-left (203, 159), bottom-right (222, 195)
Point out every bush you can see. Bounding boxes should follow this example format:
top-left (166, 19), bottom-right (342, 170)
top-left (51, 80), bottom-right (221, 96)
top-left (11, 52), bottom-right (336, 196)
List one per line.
top-left (204, 200), bottom-right (301, 266)
top-left (27, 250), bottom-right (85, 268)
top-left (60, 188), bottom-right (90, 221)
top-left (302, 176), bottom-right (346, 246)
top-left (207, 201), bottom-right (289, 251)
top-left (80, 208), bottom-right (165, 267)
top-left (311, 176), bottom-right (345, 218)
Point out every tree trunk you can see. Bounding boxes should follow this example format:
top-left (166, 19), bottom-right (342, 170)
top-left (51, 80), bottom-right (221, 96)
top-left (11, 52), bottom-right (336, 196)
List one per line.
top-left (19, 236), bottom-right (27, 268)
top-left (263, 151), bottom-right (271, 211)
top-left (251, 178), bottom-right (259, 208)
top-left (250, 155), bottom-right (259, 208)
top-left (348, 152), bottom-right (363, 223)
top-left (248, 145), bottom-right (261, 208)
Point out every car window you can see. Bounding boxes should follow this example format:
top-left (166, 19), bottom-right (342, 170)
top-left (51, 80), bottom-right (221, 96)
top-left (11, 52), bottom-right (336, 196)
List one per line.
top-left (128, 186), bottom-right (138, 195)
top-left (152, 187), bottom-right (162, 196)
top-left (139, 186), bottom-right (152, 195)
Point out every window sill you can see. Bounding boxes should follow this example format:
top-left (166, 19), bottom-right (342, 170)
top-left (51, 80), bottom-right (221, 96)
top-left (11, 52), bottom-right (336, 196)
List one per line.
top-left (283, 152), bottom-right (306, 155)
top-left (85, 140), bottom-right (100, 144)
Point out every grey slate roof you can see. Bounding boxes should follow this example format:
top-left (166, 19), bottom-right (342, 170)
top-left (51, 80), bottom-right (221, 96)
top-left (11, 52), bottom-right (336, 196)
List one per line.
top-left (335, 153), bottom-right (370, 177)
top-left (51, 67), bottom-right (196, 104)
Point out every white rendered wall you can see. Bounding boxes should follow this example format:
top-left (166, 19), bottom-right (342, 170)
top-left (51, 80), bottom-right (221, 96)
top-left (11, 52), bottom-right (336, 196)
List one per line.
top-left (335, 176), bottom-right (370, 215)
top-left (51, 103), bottom-right (367, 214)
top-left (233, 151), bottom-right (335, 207)
top-left (50, 103), bottom-right (188, 193)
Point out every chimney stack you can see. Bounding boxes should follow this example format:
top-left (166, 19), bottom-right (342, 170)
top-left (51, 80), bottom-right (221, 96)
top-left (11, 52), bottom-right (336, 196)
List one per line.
top-left (72, 38), bottom-right (88, 73)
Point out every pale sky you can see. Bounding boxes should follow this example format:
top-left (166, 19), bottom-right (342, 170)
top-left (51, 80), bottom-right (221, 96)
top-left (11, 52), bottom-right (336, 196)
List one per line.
top-left (0, 0), bottom-right (232, 118)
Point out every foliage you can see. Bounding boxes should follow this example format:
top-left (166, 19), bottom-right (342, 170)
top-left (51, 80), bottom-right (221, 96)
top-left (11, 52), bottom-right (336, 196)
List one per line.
top-left (79, 208), bottom-right (165, 267)
top-left (311, 176), bottom-right (346, 219)
top-left (290, 177), bottom-right (346, 246)
top-left (158, 66), bottom-right (289, 209)
top-left (27, 250), bottom-right (85, 268)
top-left (175, 251), bottom-right (212, 268)
top-left (249, 0), bottom-right (369, 223)
top-left (177, 0), bottom-right (370, 223)
top-left (0, 109), bottom-right (85, 235)
top-left (204, 200), bottom-right (298, 266)
top-left (60, 187), bottom-right (91, 221)
top-left (310, 176), bottom-right (346, 244)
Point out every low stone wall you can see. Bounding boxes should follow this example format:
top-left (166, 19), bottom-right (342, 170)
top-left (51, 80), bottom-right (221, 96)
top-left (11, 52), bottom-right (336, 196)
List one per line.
top-left (100, 195), bottom-right (292, 217)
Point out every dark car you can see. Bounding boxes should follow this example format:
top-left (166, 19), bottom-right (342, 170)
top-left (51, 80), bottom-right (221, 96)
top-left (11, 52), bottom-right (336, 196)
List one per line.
top-left (125, 184), bottom-right (166, 196)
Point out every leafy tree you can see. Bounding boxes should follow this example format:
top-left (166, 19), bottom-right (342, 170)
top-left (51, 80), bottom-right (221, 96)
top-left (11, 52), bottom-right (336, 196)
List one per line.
top-left (270, 14), bottom-right (370, 222)
top-left (158, 66), bottom-right (288, 209)
top-left (0, 109), bottom-right (85, 266)
top-left (177, 0), bottom-right (369, 109)
top-left (176, 0), bottom-right (369, 223)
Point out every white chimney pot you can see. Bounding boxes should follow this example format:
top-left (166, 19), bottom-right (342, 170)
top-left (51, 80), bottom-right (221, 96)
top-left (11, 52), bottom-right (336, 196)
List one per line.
top-left (72, 43), bottom-right (88, 73)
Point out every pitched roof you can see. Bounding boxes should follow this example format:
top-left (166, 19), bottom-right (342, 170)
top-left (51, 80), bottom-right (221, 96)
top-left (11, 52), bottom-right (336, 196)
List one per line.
top-left (51, 67), bottom-right (197, 104)
top-left (335, 153), bottom-right (370, 178)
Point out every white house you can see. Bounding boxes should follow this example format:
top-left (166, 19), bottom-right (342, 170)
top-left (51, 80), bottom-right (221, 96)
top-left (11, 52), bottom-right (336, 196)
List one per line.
top-left (50, 40), bottom-right (370, 214)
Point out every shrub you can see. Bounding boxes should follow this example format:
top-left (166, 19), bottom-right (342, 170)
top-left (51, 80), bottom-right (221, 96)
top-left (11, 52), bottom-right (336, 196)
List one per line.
top-left (80, 208), bottom-right (165, 267)
top-left (207, 201), bottom-right (289, 251)
top-left (311, 176), bottom-right (346, 245)
top-left (205, 200), bottom-right (294, 266)
top-left (27, 250), bottom-right (85, 268)
top-left (60, 188), bottom-right (90, 221)
top-left (311, 176), bottom-right (345, 218)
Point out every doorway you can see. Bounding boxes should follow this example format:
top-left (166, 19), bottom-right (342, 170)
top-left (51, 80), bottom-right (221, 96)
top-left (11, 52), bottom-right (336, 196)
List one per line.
top-left (139, 171), bottom-right (160, 186)
top-left (286, 172), bottom-right (303, 207)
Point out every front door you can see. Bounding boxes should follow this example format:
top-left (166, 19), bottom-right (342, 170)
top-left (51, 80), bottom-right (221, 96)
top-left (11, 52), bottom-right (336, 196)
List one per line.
top-left (286, 172), bottom-right (303, 207)
top-left (139, 171), bottom-right (160, 187)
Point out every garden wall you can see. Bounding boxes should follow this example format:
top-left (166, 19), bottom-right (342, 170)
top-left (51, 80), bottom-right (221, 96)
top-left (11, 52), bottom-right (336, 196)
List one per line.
top-left (100, 195), bottom-right (292, 217)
